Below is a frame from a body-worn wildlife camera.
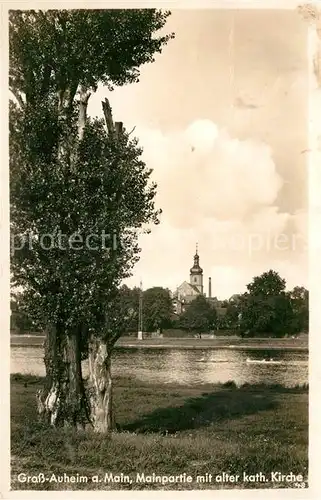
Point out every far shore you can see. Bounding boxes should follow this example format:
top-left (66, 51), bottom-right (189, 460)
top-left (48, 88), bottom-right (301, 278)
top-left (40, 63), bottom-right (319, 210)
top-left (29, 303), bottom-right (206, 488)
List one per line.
top-left (11, 333), bottom-right (309, 351)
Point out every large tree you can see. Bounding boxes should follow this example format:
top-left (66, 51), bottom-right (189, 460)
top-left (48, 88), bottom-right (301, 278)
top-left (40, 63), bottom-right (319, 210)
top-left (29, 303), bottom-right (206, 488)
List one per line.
top-left (180, 296), bottom-right (217, 337)
top-left (10, 9), bottom-right (173, 431)
top-left (240, 270), bottom-right (294, 337)
top-left (143, 287), bottom-right (173, 333)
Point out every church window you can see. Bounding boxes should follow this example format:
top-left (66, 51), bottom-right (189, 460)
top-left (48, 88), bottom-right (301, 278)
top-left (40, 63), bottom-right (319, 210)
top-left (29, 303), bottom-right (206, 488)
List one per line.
top-left (194, 277), bottom-right (197, 282)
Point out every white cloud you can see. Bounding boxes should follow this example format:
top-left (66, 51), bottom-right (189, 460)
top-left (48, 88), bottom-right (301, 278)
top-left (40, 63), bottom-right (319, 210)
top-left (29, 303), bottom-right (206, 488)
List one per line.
top-left (136, 120), bottom-right (283, 227)
top-left (124, 120), bottom-right (307, 297)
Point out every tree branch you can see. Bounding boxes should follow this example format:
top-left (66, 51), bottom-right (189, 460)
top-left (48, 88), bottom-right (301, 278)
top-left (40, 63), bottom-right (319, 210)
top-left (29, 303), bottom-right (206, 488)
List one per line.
top-left (128, 126), bottom-right (136, 136)
top-left (102, 98), bottom-right (115, 137)
top-left (9, 87), bottom-right (25, 109)
top-left (78, 86), bottom-right (91, 141)
top-left (115, 121), bottom-right (123, 140)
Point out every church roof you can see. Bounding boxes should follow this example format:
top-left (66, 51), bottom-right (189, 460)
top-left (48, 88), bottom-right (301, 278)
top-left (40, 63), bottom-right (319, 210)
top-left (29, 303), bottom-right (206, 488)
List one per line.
top-left (173, 281), bottom-right (201, 297)
top-left (190, 264), bottom-right (203, 274)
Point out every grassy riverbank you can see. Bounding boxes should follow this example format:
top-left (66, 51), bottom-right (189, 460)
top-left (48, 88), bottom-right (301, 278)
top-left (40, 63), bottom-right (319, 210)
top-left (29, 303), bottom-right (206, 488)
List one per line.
top-left (11, 374), bottom-right (308, 490)
top-left (11, 334), bottom-right (309, 350)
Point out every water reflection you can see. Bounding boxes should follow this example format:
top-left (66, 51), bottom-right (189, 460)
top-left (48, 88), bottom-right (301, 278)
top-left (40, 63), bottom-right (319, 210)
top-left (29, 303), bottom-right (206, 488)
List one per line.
top-left (11, 347), bottom-right (46, 377)
top-left (11, 346), bottom-right (308, 387)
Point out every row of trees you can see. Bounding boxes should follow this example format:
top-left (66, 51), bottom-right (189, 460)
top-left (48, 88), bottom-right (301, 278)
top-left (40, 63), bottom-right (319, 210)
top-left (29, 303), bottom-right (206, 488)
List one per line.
top-left (173, 275), bottom-right (308, 338)
top-left (12, 271), bottom-right (309, 338)
top-left (143, 271), bottom-right (309, 338)
top-left (222, 273), bottom-right (309, 337)
top-left (181, 271), bottom-right (308, 337)
top-left (11, 285), bottom-right (173, 334)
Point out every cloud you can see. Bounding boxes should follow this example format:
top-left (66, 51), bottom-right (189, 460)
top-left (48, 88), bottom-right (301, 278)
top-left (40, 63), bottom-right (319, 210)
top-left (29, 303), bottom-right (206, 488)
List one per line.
top-left (136, 119), bottom-right (283, 226)
top-left (124, 119), bottom-right (307, 297)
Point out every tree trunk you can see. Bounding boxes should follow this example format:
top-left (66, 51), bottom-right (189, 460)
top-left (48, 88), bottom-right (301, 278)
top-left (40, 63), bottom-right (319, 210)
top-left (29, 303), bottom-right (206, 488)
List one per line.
top-left (88, 334), bottom-right (114, 433)
top-left (78, 86), bottom-right (91, 141)
top-left (63, 329), bottom-right (90, 429)
top-left (36, 324), bottom-right (62, 425)
top-left (36, 324), bottom-right (90, 429)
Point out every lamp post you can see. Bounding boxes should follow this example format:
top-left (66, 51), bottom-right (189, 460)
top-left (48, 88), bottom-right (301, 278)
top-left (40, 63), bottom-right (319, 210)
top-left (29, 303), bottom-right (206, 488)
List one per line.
top-left (138, 279), bottom-right (143, 340)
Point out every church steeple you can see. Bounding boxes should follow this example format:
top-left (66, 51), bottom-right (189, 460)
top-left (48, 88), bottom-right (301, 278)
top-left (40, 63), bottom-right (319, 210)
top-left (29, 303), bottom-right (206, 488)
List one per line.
top-left (190, 243), bottom-right (203, 294)
top-left (193, 243), bottom-right (201, 268)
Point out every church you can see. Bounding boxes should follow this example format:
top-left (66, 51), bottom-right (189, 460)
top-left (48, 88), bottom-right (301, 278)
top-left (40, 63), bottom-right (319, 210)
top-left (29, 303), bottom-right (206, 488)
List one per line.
top-left (172, 245), bottom-right (217, 315)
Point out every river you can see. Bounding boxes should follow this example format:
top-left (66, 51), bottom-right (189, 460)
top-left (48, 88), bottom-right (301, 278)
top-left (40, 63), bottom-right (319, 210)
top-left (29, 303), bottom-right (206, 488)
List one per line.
top-left (11, 344), bottom-right (308, 387)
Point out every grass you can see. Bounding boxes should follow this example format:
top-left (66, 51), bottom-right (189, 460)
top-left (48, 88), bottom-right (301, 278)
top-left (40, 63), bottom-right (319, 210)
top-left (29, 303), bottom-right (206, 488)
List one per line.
top-left (11, 374), bottom-right (308, 490)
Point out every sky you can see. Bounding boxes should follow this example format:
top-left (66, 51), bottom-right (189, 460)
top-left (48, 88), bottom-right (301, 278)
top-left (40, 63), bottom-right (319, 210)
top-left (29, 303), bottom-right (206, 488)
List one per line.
top-left (88, 8), bottom-right (308, 299)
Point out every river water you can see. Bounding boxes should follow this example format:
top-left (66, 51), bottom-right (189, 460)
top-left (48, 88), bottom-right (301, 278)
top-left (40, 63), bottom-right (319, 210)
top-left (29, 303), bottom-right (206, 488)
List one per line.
top-left (11, 345), bottom-right (308, 387)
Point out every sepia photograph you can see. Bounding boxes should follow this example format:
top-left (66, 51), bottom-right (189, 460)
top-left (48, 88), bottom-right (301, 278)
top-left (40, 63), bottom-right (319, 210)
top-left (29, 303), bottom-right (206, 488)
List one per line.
top-left (9, 4), bottom-right (311, 491)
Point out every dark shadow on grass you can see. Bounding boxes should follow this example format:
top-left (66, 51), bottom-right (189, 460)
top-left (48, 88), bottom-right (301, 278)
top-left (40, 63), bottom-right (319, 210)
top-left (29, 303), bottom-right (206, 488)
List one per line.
top-left (122, 384), bottom-right (304, 434)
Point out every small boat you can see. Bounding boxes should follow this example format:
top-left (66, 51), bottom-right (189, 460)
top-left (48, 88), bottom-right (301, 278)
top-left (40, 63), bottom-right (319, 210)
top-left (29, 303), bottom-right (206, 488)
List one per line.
top-left (246, 358), bottom-right (282, 364)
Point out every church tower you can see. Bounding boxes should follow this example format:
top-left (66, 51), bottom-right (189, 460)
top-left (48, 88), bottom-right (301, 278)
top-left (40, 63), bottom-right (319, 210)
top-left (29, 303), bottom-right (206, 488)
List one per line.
top-left (190, 244), bottom-right (203, 294)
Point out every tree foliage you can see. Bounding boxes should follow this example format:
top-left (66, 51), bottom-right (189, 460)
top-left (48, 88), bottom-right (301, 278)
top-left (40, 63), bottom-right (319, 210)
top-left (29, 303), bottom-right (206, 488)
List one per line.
top-left (116, 285), bottom-right (141, 334)
top-left (224, 294), bottom-right (243, 330)
top-left (180, 295), bottom-right (217, 335)
top-left (288, 286), bottom-right (309, 333)
top-left (143, 287), bottom-right (173, 332)
top-left (11, 117), bottom-right (159, 340)
top-left (239, 270), bottom-right (306, 337)
top-left (10, 9), bottom-right (174, 103)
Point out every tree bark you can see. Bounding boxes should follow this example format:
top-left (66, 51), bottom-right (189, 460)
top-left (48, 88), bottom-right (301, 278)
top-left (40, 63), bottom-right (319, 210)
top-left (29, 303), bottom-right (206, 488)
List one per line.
top-left (36, 324), bottom-right (90, 428)
top-left (36, 324), bottom-right (63, 425)
top-left (78, 87), bottom-right (91, 141)
top-left (63, 329), bottom-right (90, 429)
top-left (102, 98), bottom-right (115, 137)
top-left (88, 335), bottom-right (114, 433)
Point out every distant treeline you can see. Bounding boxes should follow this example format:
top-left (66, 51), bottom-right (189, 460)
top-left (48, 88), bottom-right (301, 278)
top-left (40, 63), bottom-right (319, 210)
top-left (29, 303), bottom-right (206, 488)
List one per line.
top-left (11, 270), bottom-right (308, 338)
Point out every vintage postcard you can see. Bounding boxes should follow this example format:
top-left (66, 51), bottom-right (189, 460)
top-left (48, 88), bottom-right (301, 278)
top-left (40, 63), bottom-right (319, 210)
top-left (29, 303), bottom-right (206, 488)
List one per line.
top-left (2, 1), bottom-right (320, 496)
